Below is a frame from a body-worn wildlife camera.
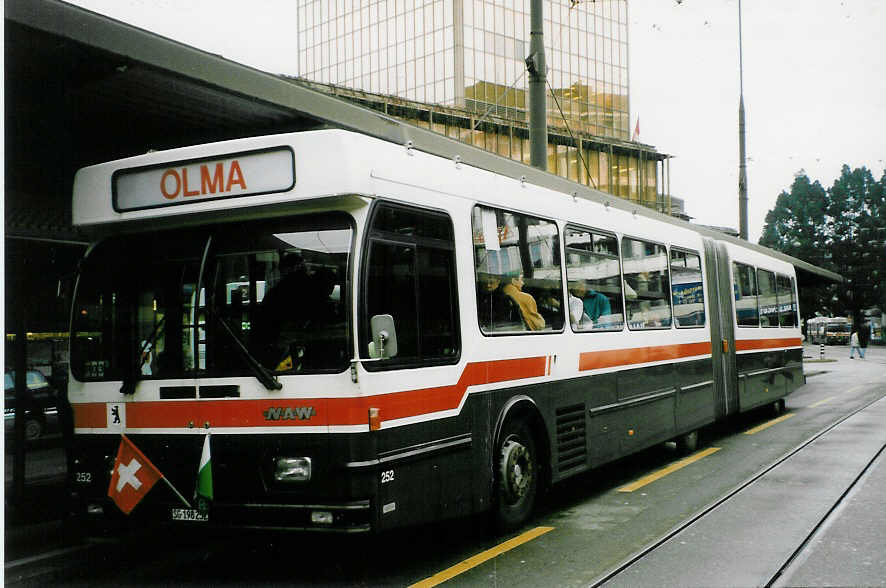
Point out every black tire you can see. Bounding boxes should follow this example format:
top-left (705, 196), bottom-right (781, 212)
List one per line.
top-left (676, 429), bottom-right (699, 454)
top-left (772, 398), bottom-right (785, 416)
top-left (493, 419), bottom-right (538, 532)
top-left (24, 416), bottom-right (44, 442)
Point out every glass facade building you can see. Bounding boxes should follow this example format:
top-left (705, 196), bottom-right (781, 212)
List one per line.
top-left (295, 0), bottom-right (670, 212)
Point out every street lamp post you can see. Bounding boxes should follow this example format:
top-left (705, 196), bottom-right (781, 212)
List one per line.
top-left (527, 0), bottom-right (548, 172)
top-left (738, 0), bottom-right (749, 240)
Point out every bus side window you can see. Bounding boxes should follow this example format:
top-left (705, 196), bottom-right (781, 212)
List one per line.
top-left (757, 268), bottom-right (778, 327)
top-left (733, 262), bottom-right (759, 327)
top-left (472, 206), bottom-right (563, 333)
top-left (564, 226), bottom-right (624, 332)
top-left (777, 274), bottom-right (797, 327)
top-left (670, 248), bottom-right (705, 328)
top-left (362, 203), bottom-right (460, 365)
top-left (623, 237), bottom-right (672, 330)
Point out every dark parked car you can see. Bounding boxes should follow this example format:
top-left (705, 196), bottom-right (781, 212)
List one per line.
top-left (4, 370), bottom-right (59, 442)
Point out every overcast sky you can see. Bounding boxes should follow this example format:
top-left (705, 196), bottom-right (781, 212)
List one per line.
top-left (629, 0), bottom-right (885, 241)
top-left (67, 0), bottom-right (885, 242)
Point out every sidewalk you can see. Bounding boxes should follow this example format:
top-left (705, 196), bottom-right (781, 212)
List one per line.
top-left (5, 441), bottom-right (70, 561)
top-left (802, 340), bottom-right (885, 364)
top-left (4, 444), bottom-right (67, 524)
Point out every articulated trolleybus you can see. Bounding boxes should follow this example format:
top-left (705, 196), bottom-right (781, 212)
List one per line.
top-left (69, 129), bottom-right (806, 533)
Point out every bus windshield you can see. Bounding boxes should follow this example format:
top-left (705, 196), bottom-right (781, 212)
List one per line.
top-left (71, 213), bottom-right (353, 383)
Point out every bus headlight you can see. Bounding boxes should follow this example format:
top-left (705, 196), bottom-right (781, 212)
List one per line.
top-left (274, 457), bottom-right (312, 482)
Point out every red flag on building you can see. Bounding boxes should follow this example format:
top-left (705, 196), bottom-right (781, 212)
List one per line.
top-left (632, 118), bottom-right (640, 142)
top-left (107, 434), bottom-right (163, 514)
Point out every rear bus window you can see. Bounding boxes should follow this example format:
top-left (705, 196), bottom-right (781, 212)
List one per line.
top-left (777, 274), bottom-right (798, 327)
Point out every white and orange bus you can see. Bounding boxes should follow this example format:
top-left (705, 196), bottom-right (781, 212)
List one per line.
top-left (68, 128), bottom-right (812, 533)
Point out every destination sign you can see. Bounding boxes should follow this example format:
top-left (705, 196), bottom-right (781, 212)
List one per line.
top-left (113, 147), bottom-right (295, 211)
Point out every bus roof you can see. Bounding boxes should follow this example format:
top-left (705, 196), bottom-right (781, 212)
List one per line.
top-left (73, 127), bottom-right (842, 286)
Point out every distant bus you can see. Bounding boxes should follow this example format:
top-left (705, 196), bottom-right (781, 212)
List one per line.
top-left (68, 129), bottom-right (810, 534)
top-left (806, 316), bottom-right (850, 345)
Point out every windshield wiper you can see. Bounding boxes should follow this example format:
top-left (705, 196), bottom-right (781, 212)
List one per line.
top-left (195, 233), bottom-right (280, 391)
top-left (213, 315), bottom-right (282, 391)
top-left (120, 315), bottom-right (167, 395)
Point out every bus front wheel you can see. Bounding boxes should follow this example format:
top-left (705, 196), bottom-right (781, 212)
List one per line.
top-left (493, 419), bottom-right (538, 532)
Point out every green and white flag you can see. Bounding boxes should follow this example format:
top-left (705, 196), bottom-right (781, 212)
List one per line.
top-left (195, 433), bottom-right (213, 502)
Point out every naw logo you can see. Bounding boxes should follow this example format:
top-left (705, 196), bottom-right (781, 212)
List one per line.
top-left (263, 406), bottom-right (317, 421)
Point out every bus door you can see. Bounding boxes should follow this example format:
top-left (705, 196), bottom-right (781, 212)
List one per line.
top-left (356, 200), bottom-right (473, 529)
top-left (703, 238), bottom-right (737, 419)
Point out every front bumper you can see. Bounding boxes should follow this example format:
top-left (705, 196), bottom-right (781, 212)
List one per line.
top-left (70, 432), bottom-right (379, 533)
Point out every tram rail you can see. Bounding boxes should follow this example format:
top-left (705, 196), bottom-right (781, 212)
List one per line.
top-left (770, 442), bottom-right (885, 586)
top-left (591, 391), bottom-right (886, 587)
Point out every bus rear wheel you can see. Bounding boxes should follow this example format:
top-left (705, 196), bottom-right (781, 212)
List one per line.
top-left (676, 429), bottom-right (699, 454)
top-left (493, 420), bottom-right (538, 532)
top-left (773, 398), bottom-right (786, 416)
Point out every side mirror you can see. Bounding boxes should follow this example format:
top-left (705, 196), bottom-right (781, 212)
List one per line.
top-left (370, 314), bottom-right (398, 359)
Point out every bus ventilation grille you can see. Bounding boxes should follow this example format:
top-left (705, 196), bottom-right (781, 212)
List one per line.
top-left (556, 403), bottom-right (587, 473)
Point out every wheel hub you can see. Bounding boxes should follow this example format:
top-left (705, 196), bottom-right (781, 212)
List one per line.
top-left (500, 438), bottom-right (532, 503)
top-left (24, 419), bottom-right (42, 441)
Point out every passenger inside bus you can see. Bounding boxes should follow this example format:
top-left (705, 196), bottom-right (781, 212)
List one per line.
top-left (477, 272), bottom-right (522, 332)
top-left (568, 280), bottom-right (592, 330)
top-left (535, 287), bottom-right (563, 327)
top-left (253, 252), bottom-right (310, 369)
top-left (502, 274), bottom-right (545, 331)
top-left (254, 256), bottom-right (346, 372)
top-left (292, 266), bottom-right (342, 370)
top-left (569, 280), bottom-right (612, 325)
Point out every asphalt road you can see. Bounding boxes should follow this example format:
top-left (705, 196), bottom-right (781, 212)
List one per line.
top-left (5, 342), bottom-right (885, 586)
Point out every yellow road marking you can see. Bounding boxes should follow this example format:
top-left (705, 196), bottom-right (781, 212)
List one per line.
top-left (409, 526), bottom-right (554, 588)
top-left (808, 396), bottom-right (835, 408)
top-left (617, 447), bottom-right (721, 493)
top-left (744, 412), bottom-right (795, 435)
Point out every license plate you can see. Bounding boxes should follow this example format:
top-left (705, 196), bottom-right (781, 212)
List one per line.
top-left (171, 508), bottom-right (208, 522)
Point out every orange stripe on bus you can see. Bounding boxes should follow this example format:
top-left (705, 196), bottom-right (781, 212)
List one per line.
top-left (73, 402), bottom-right (107, 428)
top-left (70, 356), bottom-right (548, 429)
top-left (579, 341), bottom-right (712, 372)
top-left (734, 337), bottom-right (802, 351)
top-left (127, 399), bottom-right (302, 428)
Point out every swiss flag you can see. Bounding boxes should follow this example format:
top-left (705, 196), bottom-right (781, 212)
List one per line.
top-left (107, 434), bottom-right (163, 514)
